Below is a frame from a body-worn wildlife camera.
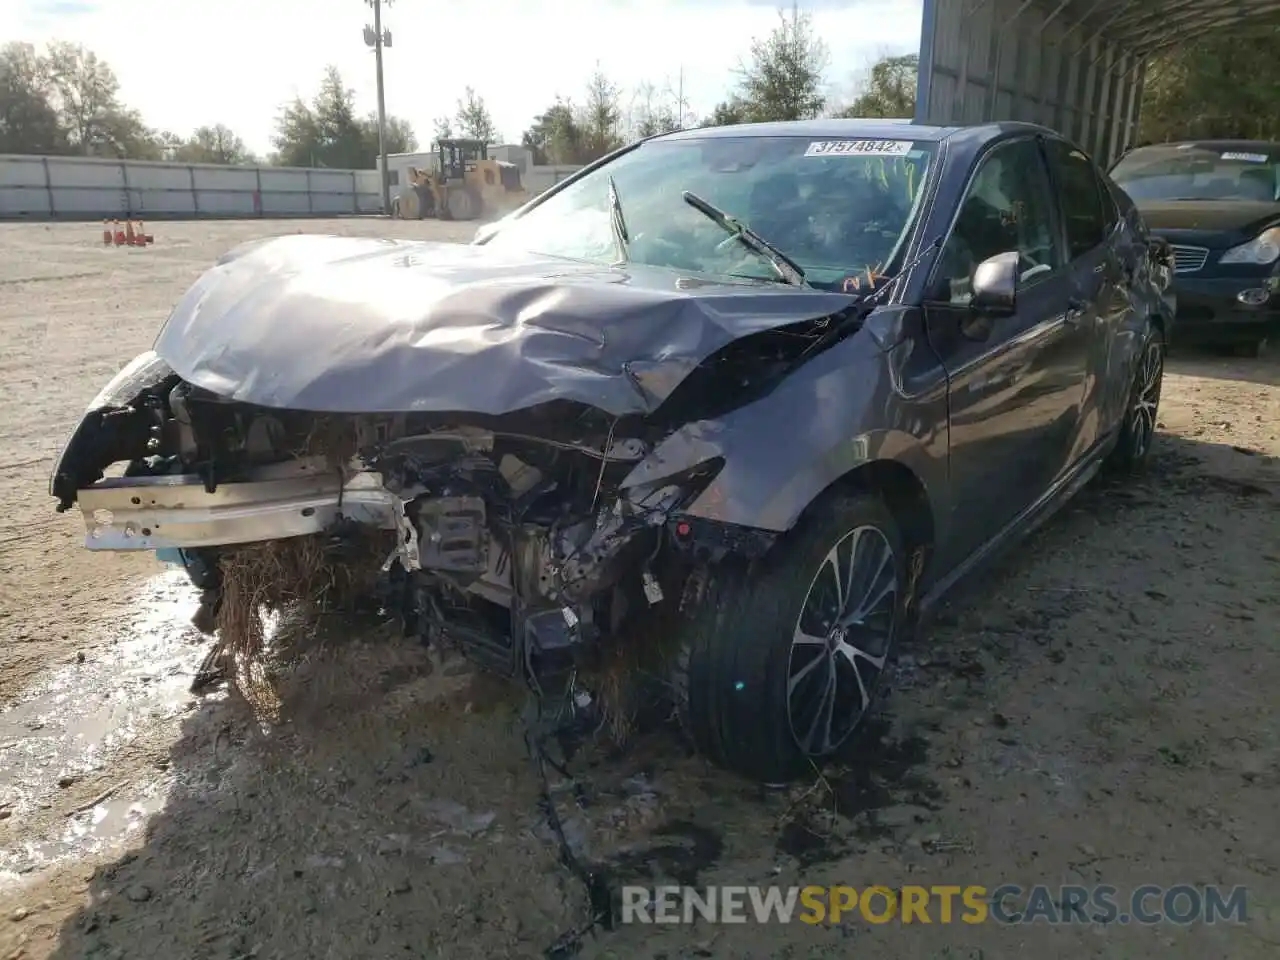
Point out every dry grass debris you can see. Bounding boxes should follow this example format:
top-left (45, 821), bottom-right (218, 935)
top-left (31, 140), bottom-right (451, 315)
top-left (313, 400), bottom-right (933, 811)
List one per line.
top-left (212, 529), bottom-right (393, 711)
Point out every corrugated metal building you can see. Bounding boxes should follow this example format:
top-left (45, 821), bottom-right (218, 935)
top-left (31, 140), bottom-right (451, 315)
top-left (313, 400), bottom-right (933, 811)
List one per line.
top-left (915, 0), bottom-right (1280, 165)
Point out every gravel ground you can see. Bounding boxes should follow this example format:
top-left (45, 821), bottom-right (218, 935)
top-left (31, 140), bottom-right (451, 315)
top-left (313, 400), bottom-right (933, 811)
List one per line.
top-left (0, 219), bottom-right (1278, 960)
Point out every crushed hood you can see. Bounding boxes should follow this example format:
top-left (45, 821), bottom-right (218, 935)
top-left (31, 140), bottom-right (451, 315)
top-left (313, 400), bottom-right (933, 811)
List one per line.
top-left (152, 235), bottom-right (857, 417)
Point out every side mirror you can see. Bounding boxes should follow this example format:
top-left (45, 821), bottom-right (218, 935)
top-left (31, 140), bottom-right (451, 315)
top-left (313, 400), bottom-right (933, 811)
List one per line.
top-left (971, 251), bottom-right (1019, 317)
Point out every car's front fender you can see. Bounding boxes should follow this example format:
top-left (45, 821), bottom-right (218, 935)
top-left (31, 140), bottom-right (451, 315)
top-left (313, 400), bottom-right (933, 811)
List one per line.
top-left (620, 333), bottom-right (947, 534)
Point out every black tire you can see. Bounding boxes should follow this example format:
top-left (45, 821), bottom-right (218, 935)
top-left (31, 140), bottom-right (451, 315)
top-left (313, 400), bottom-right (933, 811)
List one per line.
top-left (1105, 320), bottom-right (1165, 476)
top-left (178, 548), bottom-right (221, 591)
top-left (446, 187), bottom-right (479, 221)
top-left (673, 492), bottom-right (909, 784)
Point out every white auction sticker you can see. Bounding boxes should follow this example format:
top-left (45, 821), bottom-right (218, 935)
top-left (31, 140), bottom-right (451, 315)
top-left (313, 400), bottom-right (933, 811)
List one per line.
top-left (1221, 151), bottom-right (1269, 163)
top-left (804, 139), bottom-right (913, 157)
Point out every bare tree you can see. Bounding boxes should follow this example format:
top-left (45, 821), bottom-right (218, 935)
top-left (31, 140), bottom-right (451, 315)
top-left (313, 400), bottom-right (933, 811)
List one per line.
top-left (580, 66), bottom-right (623, 160)
top-left (175, 124), bottom-right (253, 164)
top-left (431, 114), bottom-right (452, 146)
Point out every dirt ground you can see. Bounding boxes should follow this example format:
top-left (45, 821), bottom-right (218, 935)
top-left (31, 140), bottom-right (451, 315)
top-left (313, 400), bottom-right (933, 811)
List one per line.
top-left (0, 218), bottom-right (1277, 960)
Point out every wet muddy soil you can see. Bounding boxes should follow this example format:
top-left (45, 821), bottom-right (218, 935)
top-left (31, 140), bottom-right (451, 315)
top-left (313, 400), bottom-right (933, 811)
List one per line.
top-left (2, 221), bottom-right (1279, 960)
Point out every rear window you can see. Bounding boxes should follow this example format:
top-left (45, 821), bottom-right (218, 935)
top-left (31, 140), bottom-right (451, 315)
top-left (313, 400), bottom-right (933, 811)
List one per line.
top-left (1111, 144), bottom-right (1280, 202)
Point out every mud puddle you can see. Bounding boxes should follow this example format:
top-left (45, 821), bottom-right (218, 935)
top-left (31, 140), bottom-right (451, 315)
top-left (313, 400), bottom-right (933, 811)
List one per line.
top-left (0, 570), bottom-right (208, 883)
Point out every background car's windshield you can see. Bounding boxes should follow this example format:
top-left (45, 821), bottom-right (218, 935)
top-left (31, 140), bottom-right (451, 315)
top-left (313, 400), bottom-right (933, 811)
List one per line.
top-left (483, 136), bottom-right (936, 292)
top-left (1110, 144), bottom-right (1280, 202)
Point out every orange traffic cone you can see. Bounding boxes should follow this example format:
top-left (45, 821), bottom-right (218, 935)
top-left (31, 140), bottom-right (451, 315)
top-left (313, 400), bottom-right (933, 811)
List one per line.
top-left (102, 220), bottom-right (112, 245)
top-left (136, 220), bottom-right (153, 244)
top-left (124, 220), bottom-right (137, 246)
top-left (113, 220), bottom-right (126, 246)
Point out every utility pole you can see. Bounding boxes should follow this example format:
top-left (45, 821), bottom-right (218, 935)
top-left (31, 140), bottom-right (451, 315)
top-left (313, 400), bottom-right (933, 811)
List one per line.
top-left (675, 67), bottom-right (688, 129)
top-left (363, 0), bottom-right (393, 214)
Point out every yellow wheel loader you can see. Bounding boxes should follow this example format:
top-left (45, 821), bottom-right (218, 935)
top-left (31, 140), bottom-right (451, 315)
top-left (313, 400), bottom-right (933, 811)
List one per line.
top-left (391, 138), bottom-right (529, 221)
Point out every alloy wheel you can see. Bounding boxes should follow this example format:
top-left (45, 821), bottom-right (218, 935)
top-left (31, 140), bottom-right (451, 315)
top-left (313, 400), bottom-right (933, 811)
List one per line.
top-left (1130, 338), bottom-right (1164, 460)
top-left (786, 525), bottom-right (898, 757)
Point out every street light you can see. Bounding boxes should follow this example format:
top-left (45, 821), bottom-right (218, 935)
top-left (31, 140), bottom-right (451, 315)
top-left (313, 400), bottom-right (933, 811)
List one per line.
top-left (363, 0), bottom-right (393, 214)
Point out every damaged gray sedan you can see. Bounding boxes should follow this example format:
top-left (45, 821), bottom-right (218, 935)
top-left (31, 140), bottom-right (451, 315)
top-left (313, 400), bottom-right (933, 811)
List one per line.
top-left (50, 120), bottom-right (1174, 783)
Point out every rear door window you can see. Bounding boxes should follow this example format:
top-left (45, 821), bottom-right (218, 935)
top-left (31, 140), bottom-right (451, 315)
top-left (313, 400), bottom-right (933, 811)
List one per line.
top-left (1046, 140), bottom-right (1108, 260)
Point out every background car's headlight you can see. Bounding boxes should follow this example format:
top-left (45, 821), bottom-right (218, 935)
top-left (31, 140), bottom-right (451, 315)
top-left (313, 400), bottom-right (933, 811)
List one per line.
top-left (1219, 227), bottom-right (1280, 265)
top-left (88, 350), bottom-right (174, 410)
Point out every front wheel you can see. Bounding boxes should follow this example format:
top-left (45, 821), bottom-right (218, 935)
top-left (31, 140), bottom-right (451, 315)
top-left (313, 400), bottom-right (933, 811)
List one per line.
top-left (674, 492), bottom-right (908, 784)
top-left (1105, 321), bottom-right (1165, 476)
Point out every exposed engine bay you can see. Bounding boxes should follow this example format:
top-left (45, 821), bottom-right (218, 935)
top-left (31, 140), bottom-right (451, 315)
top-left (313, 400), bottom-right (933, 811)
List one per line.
top-left (47, 234), bottom-right (892, 694)
top-left (52, 360), bottom-right (780, 686)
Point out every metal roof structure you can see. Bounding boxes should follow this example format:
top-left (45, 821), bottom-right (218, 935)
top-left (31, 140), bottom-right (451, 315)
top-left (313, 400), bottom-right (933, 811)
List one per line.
top-left (915, 0), bottom-right (1280, 165)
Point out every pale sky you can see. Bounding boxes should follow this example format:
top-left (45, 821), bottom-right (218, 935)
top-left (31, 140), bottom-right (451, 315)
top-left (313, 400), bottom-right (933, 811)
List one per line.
top-left (6, 0), bottom-right (924, 158)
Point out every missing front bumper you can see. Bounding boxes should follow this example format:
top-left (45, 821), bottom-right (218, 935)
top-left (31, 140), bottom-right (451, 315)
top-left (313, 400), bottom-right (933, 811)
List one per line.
top-left (75, 468), bottom-right (400, 551)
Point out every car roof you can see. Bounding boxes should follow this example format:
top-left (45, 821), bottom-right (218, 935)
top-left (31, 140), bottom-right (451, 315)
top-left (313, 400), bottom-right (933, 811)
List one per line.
top-left (653, 118), bottom-right (1063, 147)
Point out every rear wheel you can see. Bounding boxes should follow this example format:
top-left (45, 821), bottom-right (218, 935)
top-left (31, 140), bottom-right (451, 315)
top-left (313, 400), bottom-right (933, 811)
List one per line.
top-left (1105, 320), bottom-right (1165, 476)
top-left (674, 492), bottom-right (907, 784)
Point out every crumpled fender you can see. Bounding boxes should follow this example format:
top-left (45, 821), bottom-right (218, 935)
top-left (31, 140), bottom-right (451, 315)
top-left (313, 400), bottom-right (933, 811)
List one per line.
top-left (622, 332), bottom-right (944, 533)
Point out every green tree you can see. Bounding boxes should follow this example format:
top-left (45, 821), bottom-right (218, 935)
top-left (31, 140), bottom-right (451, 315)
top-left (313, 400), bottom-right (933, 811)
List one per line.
top-left (731, 3), bottom-right (828, 123)
top-left (704, 97), bottom-right (750, 128)
top-left (272, 95), bottom-right (321, 166)
top-left (0, 42), bottom-right (66, 154)
top-left (455, 86), bottom-right (498, 143)
top-left (272, 66), bottom-right (415, 167)
top-left (312, 65), bottom-right (364, 168)
top-left (1138, 28), bottom-right (1280, 143)
top-left (833, 53), bottom-right (918, 119)
top-left (521, 98), bottom-right (583, 164)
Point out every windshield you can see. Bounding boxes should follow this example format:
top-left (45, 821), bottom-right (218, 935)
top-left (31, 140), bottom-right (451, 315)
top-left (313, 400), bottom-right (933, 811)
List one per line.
top-left (482, 136), bottom-right (937, 292)
top-left (1111, 144), bottom-right (1280, 202)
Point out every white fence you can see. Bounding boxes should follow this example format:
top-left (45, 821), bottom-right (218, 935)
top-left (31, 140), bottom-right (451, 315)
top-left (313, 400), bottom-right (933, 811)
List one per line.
top-left (527, 164), bottom-right (584, 194)
top-left (0, 154), bottom-right (383, 220)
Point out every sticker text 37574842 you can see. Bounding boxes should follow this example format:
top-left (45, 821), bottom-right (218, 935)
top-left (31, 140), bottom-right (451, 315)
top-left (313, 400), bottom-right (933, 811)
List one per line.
top-left (805, 140), bottom-right (913, 158)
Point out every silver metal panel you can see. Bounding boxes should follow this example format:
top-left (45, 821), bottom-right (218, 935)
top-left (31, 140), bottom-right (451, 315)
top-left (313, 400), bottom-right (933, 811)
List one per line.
top-left (917, 0), bottom-right (1280, 166)
top-left (0, 156), bottom-right (44, 188)
top-left (0, 187), bottom-right (50, 215)
top-left (76, 471), bottom-right (399, 551)
top-left (0, 155), bottom-right (383, 218)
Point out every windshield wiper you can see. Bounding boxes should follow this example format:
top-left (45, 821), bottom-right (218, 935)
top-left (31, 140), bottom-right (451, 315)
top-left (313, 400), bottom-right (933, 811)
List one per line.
top-left (681, 190), bottom-right (807, 286)
top-left (608, 176), bottom-right (629, 265)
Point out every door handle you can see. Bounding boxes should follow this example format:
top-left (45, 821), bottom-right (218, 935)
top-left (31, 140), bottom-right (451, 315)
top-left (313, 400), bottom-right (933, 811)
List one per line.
top-left (1064, 297), bottom-right (1087, 325)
